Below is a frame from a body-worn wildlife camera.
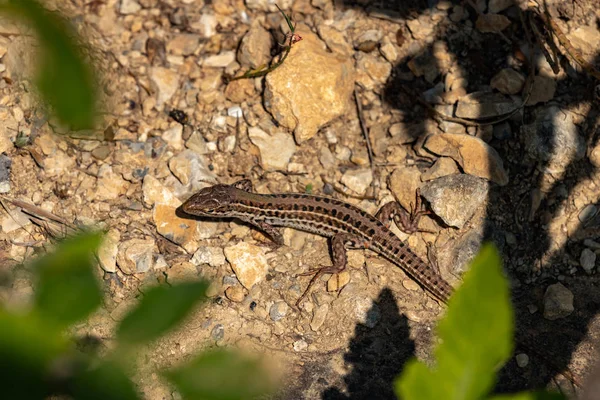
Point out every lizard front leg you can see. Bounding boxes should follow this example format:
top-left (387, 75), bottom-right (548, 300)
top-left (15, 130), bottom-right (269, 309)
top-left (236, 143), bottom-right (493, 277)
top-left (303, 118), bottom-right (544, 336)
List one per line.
top-left (296, 233), bottom-right (363, 306)
top-left (376, 189), bottom-right (432, 234)
top-left (238, 218), bottom-right (284, 247)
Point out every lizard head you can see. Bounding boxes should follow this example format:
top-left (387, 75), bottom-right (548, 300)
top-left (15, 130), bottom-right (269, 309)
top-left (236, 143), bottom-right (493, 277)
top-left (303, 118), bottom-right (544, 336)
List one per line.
top-left (179, 184), bottom-right (236, 217)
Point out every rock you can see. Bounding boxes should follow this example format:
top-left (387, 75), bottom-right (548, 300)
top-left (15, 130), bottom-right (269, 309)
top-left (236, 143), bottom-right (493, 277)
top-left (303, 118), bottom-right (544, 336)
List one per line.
top-left (163, 125), bottom-right (184, 150)
top-left (424, 133), bottom-right (508, 185)
top-left (97, 229), bottom-right (120, 273)
top-left (224, 242), bottom-right (269, 289)
top-left (489, 0), bottom-right (514, 13)
top-left (167, 34), bottom-right (200, 56)
top-left (407, 50), bottom-right (439, 83)
top-left (579, 204), bottom-right (598, 223)
top-left (167, 262), bottom-right (198, 282)
top-left (356, 52), bottom-right (391, 85)
top-left (317, 25), bottom-right (353, 57)
top-left (406, 16), bottom-right (434, 41)
top-left (211, 324), bottom-right (224, 341)
top-left (154, 204), bottom-right (197, 246)
top-left (190, 246), bottom-right (226, 267)
top-left (515, 353), bottom-right (529, 368)
top-left (327, 271), bottom-right (350, 292)
top-left (580, 248), bottom-right (596, 274)
top-left (5, 36), bottom-right (36, 81)
top-left (421, 157), bottom-right (459, 181)
top-left (354, 29), bottom-right (381, 52)
top-left (150, 67), bottom-right (180, 107)
top-left (142, 175), bottom-right (180, 208)
top-left (224, 79), bottom-right (256, 103)
top-left (1, 208), bottom-right (30, 233)
top-left (0, 154), bottom-right (11, 193)
top-left (388, 167), bottom-right (422, 211)
top-left (522, 106), bottom-right (585, 174)
top-left (201, 51), bottom-right (236, 67)
top-left (225, 286), bottom-right (245, 302)
top-left (245, 0), bottom-right (292, 11)
top-left (319, 147), bottom-right (336, 169)
top-left (379, 35), bottom-right (398, 63)
top-left (456, 92), bottom-right (519, 119)
top-left (168, 150), bottom-right (215, 192)
top-left (310, 303), bottom-right (330, 331)
top-left (269, 301), bottom-right (289, 321)
top-left (119, 0), bottom-right (141, 15)
top-left (354, 297), bottom-right (380, 328)
top-left (264, 26), bottom-right (355, 142)
top-left (195, 13), bottom-right (218, 38)
top-left (237, 22), bottom-right (272, 69)
top-left (525, 76), bottom-right (556, 105)
top-left (569, 26), bottom-right (600, 60)
top-left (475, 14), bottom-right (511, 33)
top-left (491, 68), bottom-right (525, 95)
top-left (117, 238), bottom-right (157, 274)
top-left (447, 230), bottom-right (483, 274)
top-left (248, 127), bottom-right (296, 171)
top-left (493, 121), bottom-right (512, 140)
top-left (421, 174), bottom-right (489, 228)
top-left (293, 339), bottom-right (308, 352)
top-left (543, 283), bottom-right (574, 320)
top-left (340, 168), bottom-right (373, 195)
top-left (389, 123), bottom-right (419, 144)
top-left (95, 165), bottom-right (128, 200)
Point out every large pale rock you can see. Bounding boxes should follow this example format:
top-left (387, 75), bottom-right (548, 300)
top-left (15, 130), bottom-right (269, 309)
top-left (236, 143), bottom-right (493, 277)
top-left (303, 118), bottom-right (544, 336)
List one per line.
top-left (248, 127), bottom-right (296, 170)
top-left (264, 26), bottom-right (355, 142)
top-left (424, 134), bottom-right (509, 185)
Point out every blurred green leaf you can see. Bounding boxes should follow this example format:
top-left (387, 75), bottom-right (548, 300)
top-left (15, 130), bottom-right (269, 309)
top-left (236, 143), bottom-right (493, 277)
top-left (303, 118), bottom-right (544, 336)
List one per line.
top-left (0, 0), bottom-right (97, 129)
top-left (396, 244), bottom-right (513, 400)
top-left (0, 310), bottom-right (67, 399)
top-left (70, 360), bottom-right (140, 400)
top-left (489, 392), bottom-right (566, 400)
top-left (116, 281), bottom-right (209, 345)
top-left (164, 349), bottom-right (274, 400)
top-left (33, 232), bottom-right (103, 327)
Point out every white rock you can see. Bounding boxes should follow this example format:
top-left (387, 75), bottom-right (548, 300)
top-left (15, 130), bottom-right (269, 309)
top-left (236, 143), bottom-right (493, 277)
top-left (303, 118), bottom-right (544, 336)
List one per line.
top-left (248, 127), bottom-right (296, 171)
top-left (119, 0), bottom-right (141, 14)
top-left (340, 168), bottom-right (373, 195)
top-left (224, 242), bottom-right (269, 289)
top-left (580, 248), bottom-right (596, 274)
top-left (191, 246), bottom-right (226, 267)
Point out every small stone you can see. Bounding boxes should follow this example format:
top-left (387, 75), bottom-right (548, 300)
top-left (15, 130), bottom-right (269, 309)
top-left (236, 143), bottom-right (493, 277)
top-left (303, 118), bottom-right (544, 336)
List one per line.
top-left (340, 168), bottom-right (373, 195)
top-left (515, 353), bottom-right (529, 368)
top-left (379, 35), bottom-right (398, 63)
top-left (119, 0), bottom-right (141, 14)
top-left (150, 67), bottom-right (180, 107)
top-left (527, 304), bottom-right (538, 314)
top-left (310, 303), bottom-right (330, 331)
top-left (91, 145), bottom-right (111, 160)
top-left (163, 124), bottom-right (184, 150)
top-left (388, 167), bottom-right (422, 212)
top-left (167, 34), bottom-right (200, 56)
top-left (456, 92), bottom-right (519, 119)
top-left (421, 174), bottom-right (489, 229)
top-left (293, 339), bottom-right (308, 352)
top-left (491, 68), bottom-right (525, 95)
top-left (227, 106), bottom-right (243, 118)
top-left (95, 165), bottom-right (127, 201)
top-left (269, 301), bottom-right (289, 321)
top-left (248, 127), bottom-right (296, 171)
top-left (224, 242), bottom-right (269, 289)
top-left (543, 283), bottom-right (574, 320)
top-left (493, 121), bottom-right (512, 140)
top-left (191, 246), bottom-right (226, 267)
top-left (475, 14), bottom-right (511, 33)
top-left (402, 280), bottom-right (420, 291)
top-left (153, 204), bottom-right (197, 246)
top-left (319, 147), bottom-right (336, 169)
top-left (211, 324), bottom-right (224, 341)
top-left (142, 175), bottom-right (180, 208)
top-left (389, 123), bottom-right (418, 144)
top-left (117, 238), bottom-right (157, 274)
top-left (326, 271), bottom-right (350, 292)
top-left (0, 154), bottom-right (11, 193)
top-left (186, 131), bottom-right (209, 155)
top-left (580, 248), bottom-right (596, 274)
top-left (97, 229), bottom-right (120, 273)
top-left (421, 157), bottom-right (459, 181)
top-left (489, 0), bottom-right (514, 13)
top-left (505, 232), bottom-right (517, 246)
top-left (167, 262), bottom-right (198, 282)
top-left (579, 204), bottom-right (598, 222)
top-left (202, 51), bottom-right (236, 67)
top-left (225, 286), bottom-right (245, 302)
top-left (525, 76), bottom-right (556, 105)
top-left (168, 150), bottom-right (215, 191)
top-left (407, 50), bottom-right (439, 83)
top-left (237, 22), bottom-right (272, 69)
top-left (354, 297), bottom-right (380, 328)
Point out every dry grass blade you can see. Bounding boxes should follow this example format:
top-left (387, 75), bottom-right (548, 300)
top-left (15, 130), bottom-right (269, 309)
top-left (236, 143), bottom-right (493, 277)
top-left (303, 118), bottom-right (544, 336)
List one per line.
top-left (1, 197), bottom-right (77, 239)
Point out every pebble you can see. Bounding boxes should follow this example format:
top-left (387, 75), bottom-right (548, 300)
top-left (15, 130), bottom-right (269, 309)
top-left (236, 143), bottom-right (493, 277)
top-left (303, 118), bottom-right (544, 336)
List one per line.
top-left (354, 297), bottom-right (380, 328)
top-left (163, 124), bottom-right (184, 150)
top-left (201, 51), bottom-right (236, 68)
top-left (310, 303), bottom-right (330, 331)
top-left (424, 133), bottom-right (508, 186)
top-left (388, 167), bottom-right (422, 211)
top-left (248, 127), bottom-right (296, 171)
top-left (185, 131), bottom-right (209, 155)
top-left (580, 248), bottom-right (596, 274)
top-left (224, 242), bottom-right (269, 289)
top-left (116, 238), bottom-right (157, 274)
top-left (95, 165), bottom-right (128, 201)
top-left (153, 203), bottom-right (197, 246)
top-left (97, 229), bottom-right (120, 273)
top-left (150, 67), bottom-right (180, 107)
top-left (264, 26), bottom-right (355, 143)
top-left (327, 271), bottom-right (350, 292)
top-left (525, 76), bottom-right (557, 106)
top-left (211, 324), bottom-right (224, 341)
top-left (269, 301), bottom-right (289, 321)
top-left (475, 14), bottom-right (511, 33)
top-left (167, 262), bottom-right (198, 282)
top-left (237, 22), bottom-right (272, 69)
top-left (456, 92), bottom-right (519, 119)
top-left (490, 68), bottom-right (525, 95)
top-left (227, 106), bottom-right (243, 118)
top-left (340, 168), bottom-right (373, 195)
top-left (421, 157), bottom-right (459, 181)
top-left (584, 239), bottom-right (600, 250)
top-left (421, 174), bottom-right (489, 229)
top-left (191, 246), bottom-right (226, 267)
top-left (293, 339), bottom-right (308, 352)
top-left (578, 204), bottom-right (598, 222)
top-left (522, 106), bottom-right (585, 174)
top-left (402, 280), bottom-right (420, 291)
top-left (142, 175), bottom-right (180, 208)
top-left (515, 353), bottom-right (529, 368)
top-left (168, 149), bottom-right (215, 192)
top-left (489, 0), bottom-right (514, 13)
top-left (0, 154), bottom-right (11, 193)
top-left (493, 121), bottom-right (512, 140)
top-left (225, 286), bottom-right (245, 302)
top-left (543, 283), bottom-right (574, 320)
top-left (119, 0), bottom-right (141, 15)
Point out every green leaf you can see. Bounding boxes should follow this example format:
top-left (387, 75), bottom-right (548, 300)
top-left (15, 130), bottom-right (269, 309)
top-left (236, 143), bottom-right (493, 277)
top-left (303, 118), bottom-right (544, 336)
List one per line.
top-left (33, 232), bottom-right (103, 327)
top-left (0, 0), bottom-right (97, 129)
top-left (0, 310), bottom-right (68, 399)
top-left (164, 349), bottom-right (274, 400)
top-left (396, 244), bottom-right (513, 400)
top-left (489, 391), bottom-right (566, 400)
top-left (70, 360), bottom-right (140, 400)
top-left (116, 281), bottom-right (209, 345)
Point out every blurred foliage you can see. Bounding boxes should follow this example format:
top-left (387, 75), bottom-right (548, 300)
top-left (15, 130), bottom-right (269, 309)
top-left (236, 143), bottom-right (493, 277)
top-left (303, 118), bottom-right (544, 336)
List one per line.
top-left (0, 0), bottom-right (97, 130)
top-left (395, 244), bottom-right (565, 400)
top-left (0, 232), bottom-right (274, 399)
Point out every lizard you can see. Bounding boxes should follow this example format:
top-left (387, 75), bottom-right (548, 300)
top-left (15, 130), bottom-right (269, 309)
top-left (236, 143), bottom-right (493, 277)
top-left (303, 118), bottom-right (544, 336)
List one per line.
top-left (178, 179), bottom-right (453, 306)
